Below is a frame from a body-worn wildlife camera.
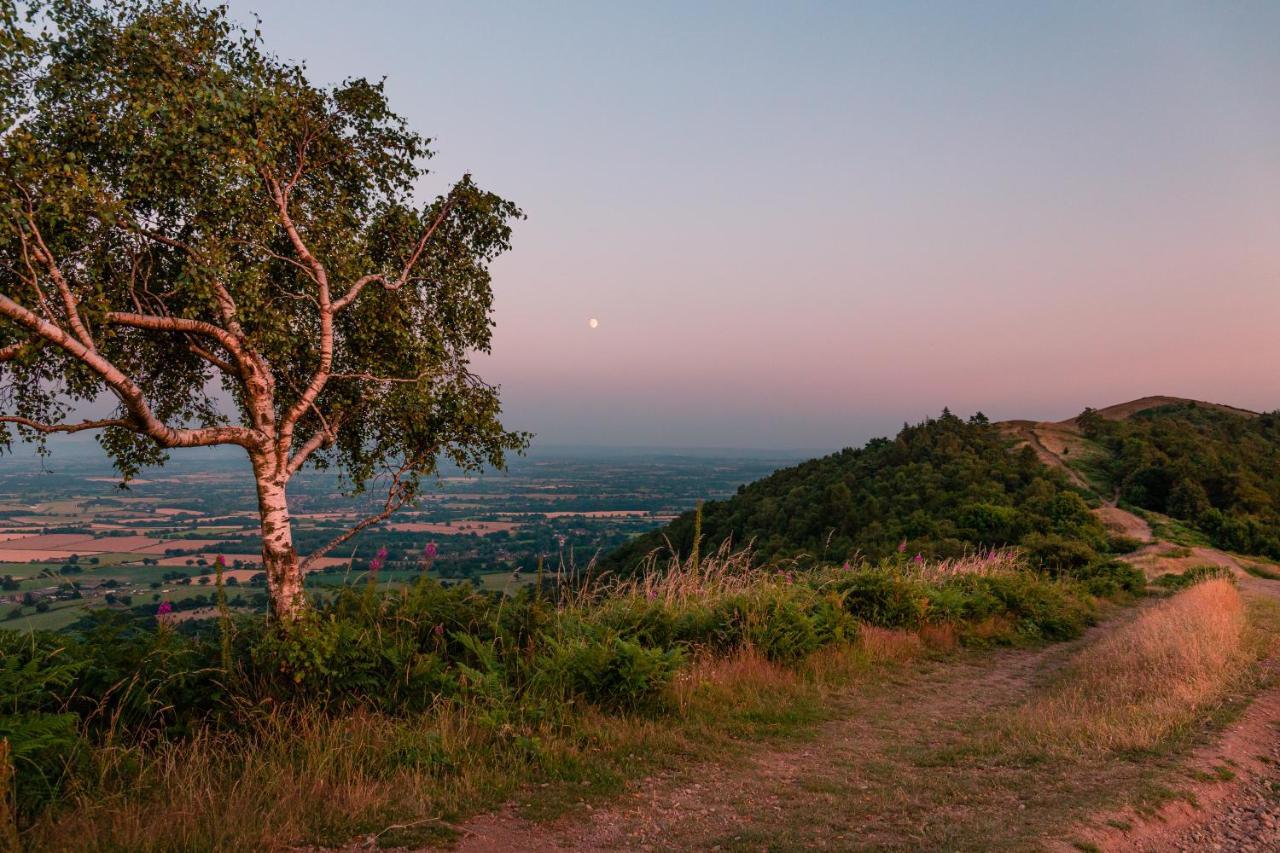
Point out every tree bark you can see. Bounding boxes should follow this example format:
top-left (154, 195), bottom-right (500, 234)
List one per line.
top-left (252, 461), bottom-right (305, 622)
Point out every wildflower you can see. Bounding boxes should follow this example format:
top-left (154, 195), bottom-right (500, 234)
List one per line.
top-left (423, 541), bottom-right (438, 561)
top-left (913, 553), bottom-right (923, 563)
top-left (369, 545), bottom-right (388, 574)
top-left (156, 601), bottom-right (173, 616)
top-left (897, 540), bottom-right (908, 553)
top-left (647, 588), bottom-right (658, 600)
top-left (214, 554), bottom-right (226, 569)
top-left (842, 561), bottom-right (852, 571)
top-left (433, 623), bottom-right (445, 637)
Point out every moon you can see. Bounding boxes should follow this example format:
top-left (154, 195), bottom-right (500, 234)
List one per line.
top-left (588, 317), bottom-right (599, 329)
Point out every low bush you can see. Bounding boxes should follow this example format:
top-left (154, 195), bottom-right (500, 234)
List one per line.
top-left (1154, 564), bottom-right (1234, 592)
top-left (1105, 534), bottom-right (1145, 555)
top-left (1071, 560), bottom-right (1146, 598)
top-left (1022, 532), bottom-right (1099, 573)
top-left (534, 633), bottom-right (683, 712)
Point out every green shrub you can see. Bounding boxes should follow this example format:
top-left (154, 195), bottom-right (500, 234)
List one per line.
top-left (0, 712), bottom-right (83, 820)
top-left (959, 573), bottom-right (1092, 642)
top-left (534, 633), bottom-right (682, 712)
top-left (740, 592), bottom-right (821, 662)
top-left (591, 598), bottom-right (679, 648)
top-left (0, 632), bottom-right (88, 818)
top-left (1154, 564), bottom-right (1234, 592)
top-left (0, 560), bottom-right (1122, 829)
top-left (827, 570), bottom-right (929, 628)
top-left (1105, 534), bottom-right (1144, 555)
top-left (1070, 560), bottom-right (1146, 598)
top-left (1022, 532), bottom-right (1099, 573)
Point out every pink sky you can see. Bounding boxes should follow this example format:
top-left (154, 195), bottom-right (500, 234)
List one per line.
top-left (229, 3), bottom-right (1280, 447)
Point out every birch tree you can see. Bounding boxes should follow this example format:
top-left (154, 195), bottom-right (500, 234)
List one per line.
top-left (0, 0), bottom-right (527, 621)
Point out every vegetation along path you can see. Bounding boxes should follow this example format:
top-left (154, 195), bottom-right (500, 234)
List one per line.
top-left (449, 506), bottom-right (1280, 851)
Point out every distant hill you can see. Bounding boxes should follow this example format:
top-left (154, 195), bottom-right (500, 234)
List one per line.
top-left (1072, 395), bottom-right (1258, 423)
top-left (1071, 400), bottom-right (1280, 558)
top-left (998, 396), bottom-right (1260, 487)
top-left (603, 396), bottom-right (1278, 573)
top-left (601, 409), bottom-right (1109, 573)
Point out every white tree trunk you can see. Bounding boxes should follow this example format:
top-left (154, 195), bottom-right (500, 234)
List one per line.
top-left (252, 464), bottom-right (305, 622)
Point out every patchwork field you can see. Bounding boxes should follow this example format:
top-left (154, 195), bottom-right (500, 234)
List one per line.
top-left (385, 520), bottom-right (521, 535)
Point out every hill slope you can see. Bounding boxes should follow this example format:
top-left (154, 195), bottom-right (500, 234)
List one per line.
top-left (602, 410), bottom-right (1108, 572)
top-left (604, 397), bottom-right (1278, 573)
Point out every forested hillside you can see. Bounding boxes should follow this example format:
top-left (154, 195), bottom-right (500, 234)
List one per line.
top-left (604, 410), bottom-right (1110, 571)
top-left (1078, 402), bottom-right (1280, 558)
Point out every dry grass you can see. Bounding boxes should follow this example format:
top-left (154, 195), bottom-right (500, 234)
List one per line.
top-left (672, 646), bottom-right (807, 717)
top-left (902, 547), bottom-right (1023, 582)
top-left (590, 544), bottom-right (1026, 606)
top-left (1011, 579), bottom-right (1247, 754)
top-left (595, 542), bottom-right (776, 605)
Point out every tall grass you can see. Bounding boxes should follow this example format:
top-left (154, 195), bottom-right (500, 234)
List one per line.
top-left (1011, 578), bottom-right (1247, 754)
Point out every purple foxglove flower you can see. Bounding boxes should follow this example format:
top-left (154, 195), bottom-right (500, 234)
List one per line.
top-left (156, 601), bottom-right (173, 615)
top-left (423, 542), bottom-right (438, 561)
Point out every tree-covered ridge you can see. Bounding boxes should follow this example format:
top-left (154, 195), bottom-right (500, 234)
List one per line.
top-left (605, 410), bottom-right (1107, 571)
top-left (1078, 402), bottom-right (1280, 558)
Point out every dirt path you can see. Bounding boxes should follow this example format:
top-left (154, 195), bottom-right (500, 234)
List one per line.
top-left (457, 615), bottom-right (1148, 851)
top-left (1003, 420), bottom-right (1153, 545)
top-left (1003, 421), bottom-right (1093, 491)
top-left (1095, 503), bottom-right (1152, 543)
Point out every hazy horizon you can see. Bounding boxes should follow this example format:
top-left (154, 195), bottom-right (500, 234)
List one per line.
top-left (144, 2), bottom-right (1280, 446)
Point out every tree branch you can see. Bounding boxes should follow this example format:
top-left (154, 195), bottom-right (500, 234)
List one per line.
top-left (0, 415), bottom-right (132, 434)
top-left (104, 311), bottom-right (247, 364)
top-left (286, 410), bottom-right (342, 476)
top-left (299, 453), bottom-right (427, 570)
top-left (264, 170), bottom-right (334, 455)
top-left (0, 292), bottom-right (262, 450)
top-left (116, 218), bottom-right (244, 332)
top-left (328, 371), bottom-right (429, 384)
top-left (0, 339), bottom-right (31, 362)
top-left (188, 341), bottom-right (236, 375)
top-left (13, 191), bottom-right (97, 351)
top-left (332, 191), bottom-right (458, 312)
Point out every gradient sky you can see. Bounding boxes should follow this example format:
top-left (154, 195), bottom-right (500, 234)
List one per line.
top-left (225, 0), bottom-right (1280, 450)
